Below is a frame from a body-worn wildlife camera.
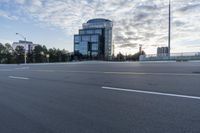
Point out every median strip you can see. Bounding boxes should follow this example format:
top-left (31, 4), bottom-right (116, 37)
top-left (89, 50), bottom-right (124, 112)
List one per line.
top-left (102, 86), bottom-right (200, 100)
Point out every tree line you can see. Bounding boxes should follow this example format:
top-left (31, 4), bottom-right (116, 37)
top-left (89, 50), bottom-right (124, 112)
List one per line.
top-left (0, 43), bottom-right (72, 64)
top-left (73, 51), bottom-right (145, 61)
top-left (114, 51), bottom-right (146, 61)
top-left (0, 42), bottom-right (145, 64)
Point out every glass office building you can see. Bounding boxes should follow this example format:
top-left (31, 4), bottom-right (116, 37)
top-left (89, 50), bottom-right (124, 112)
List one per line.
top-left (74, 18), bottom-right (113, 59)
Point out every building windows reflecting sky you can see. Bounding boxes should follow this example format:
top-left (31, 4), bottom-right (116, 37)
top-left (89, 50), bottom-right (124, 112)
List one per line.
top-left (74, 18), bottom-right (113, 59)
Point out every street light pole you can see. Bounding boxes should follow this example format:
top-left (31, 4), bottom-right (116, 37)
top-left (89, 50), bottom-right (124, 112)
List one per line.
top-left (139, 44), bottom-right (143, 54)
top-left (168, 0), bottom-right (171, 57)
top-left (16, 33), bottom-right (27, 64)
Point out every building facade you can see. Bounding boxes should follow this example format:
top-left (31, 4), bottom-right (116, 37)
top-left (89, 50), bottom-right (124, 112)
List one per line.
top-left (157, 47), bottom-right (169, 57)
top-left (12, 40), bottom-right (39, 53)
top-left (74, 18), bottom-right (113, 60)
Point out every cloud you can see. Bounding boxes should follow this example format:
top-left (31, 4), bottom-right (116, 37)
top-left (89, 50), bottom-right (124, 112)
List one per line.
top-left (15, 0), bottom-right (26, 4)
top-left (0, 10), bottom-right (18, 20)
top-left (177, 3), bottom-right (200, 12)
top-left (0, 0), bottom-right (200, 54)
top-left (119, 43), bottom-right (138, 48)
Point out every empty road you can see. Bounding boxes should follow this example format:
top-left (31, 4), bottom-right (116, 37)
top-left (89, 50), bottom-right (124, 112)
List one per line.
top-left (0, 61), bottom-right (200, 133)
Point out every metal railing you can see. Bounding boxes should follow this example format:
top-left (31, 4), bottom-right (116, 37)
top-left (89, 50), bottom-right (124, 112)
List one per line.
top-left (140, 52), bottom-right (200, 61)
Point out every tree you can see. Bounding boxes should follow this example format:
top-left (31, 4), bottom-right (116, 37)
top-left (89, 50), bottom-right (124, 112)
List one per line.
top-left (4, 43), bottom-right (14, 64)
top-left (34, 45), bottom-right (45, 63)
top-left (0, 42), bottom-right (72, 64)
top-left (14, 46), bottom-right (25, 64)
top-left (56, 49), bottom-right (62, 62)
top-left (49, 48), bottom-right (57, 62)
top-left (61, 49), bottom-right (70, 62)
top-left (116, 52), bottom-right (125, 61)
top-left (0, 43), bottom-right (6, 63)
top-left (131, 51), bottom-right (146, 61)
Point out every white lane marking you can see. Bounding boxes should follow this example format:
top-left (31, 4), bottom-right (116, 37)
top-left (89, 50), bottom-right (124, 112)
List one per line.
top-left (15, 67), bottom-right (29, 70)
top-left (31, 70), bottom-right (102, 74)
top-left (102, 86), bottom-right (200, 100)
top-left (9, 76), bottom-right (29, 80)
top-left (103, 72), bottom-right (199, 76)
top-left (0, 69), bottom-right (12, 71)
top-left (32, 70), bottom-right (55, 72)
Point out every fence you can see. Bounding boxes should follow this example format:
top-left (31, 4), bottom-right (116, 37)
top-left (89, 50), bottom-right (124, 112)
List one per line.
top-left (140, 52), bottom-right (200, 61)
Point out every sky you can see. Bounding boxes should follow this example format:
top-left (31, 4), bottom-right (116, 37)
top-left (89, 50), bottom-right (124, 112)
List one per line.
top-left (0, 0), bottom-right (200, 55)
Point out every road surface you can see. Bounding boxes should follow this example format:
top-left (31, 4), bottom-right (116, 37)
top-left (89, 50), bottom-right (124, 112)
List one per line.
top-left (0, 61), bottom-right (200, 133)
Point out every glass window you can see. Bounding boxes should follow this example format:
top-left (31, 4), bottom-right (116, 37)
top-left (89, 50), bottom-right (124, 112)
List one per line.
top-left (95, 29), bottom-right (102, 35)
top-left (92, 43), bottom-right (98, 51)
top-left (79, 30), bottom-right (85, 35)
top-left (74, 44), bottom-right (79, 51)
top-left (86, 30), bottom-right (94, 34)
top-left (91, 35), bottom-right (99, 42)
top-left (82, 36), bottom-right (90, 41)
top-left (92, 52), bottom-right (98, 56)
top-left (79, 41), bottom-right (88, 55)
top-left (74, 36), bottom-right (81, 43)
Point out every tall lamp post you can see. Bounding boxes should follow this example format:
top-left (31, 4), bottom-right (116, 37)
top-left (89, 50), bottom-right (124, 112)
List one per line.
top-left (16, 33), bottom-right (27, 64)
top-left (168, 0), bottom-right (171, 57)
top-left (139, 44), bottom-right (143, 54)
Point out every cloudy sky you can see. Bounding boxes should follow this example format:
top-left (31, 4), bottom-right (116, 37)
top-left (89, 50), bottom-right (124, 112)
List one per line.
top-left (0, 0), bottom-right (200, 55)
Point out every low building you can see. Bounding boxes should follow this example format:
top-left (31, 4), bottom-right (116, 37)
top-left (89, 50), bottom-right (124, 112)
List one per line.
top-left (12, 40), bottom-right (39, 53)
top-left (157, 47), bottom-right (169, 57)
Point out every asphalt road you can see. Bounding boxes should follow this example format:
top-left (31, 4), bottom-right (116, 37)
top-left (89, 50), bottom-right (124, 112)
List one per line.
top-left (0, 61), bottom-right (200, 133)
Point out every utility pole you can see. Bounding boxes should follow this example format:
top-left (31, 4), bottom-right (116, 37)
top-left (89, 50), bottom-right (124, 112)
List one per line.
top-left (168, 0), bottom-right (171, 57)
